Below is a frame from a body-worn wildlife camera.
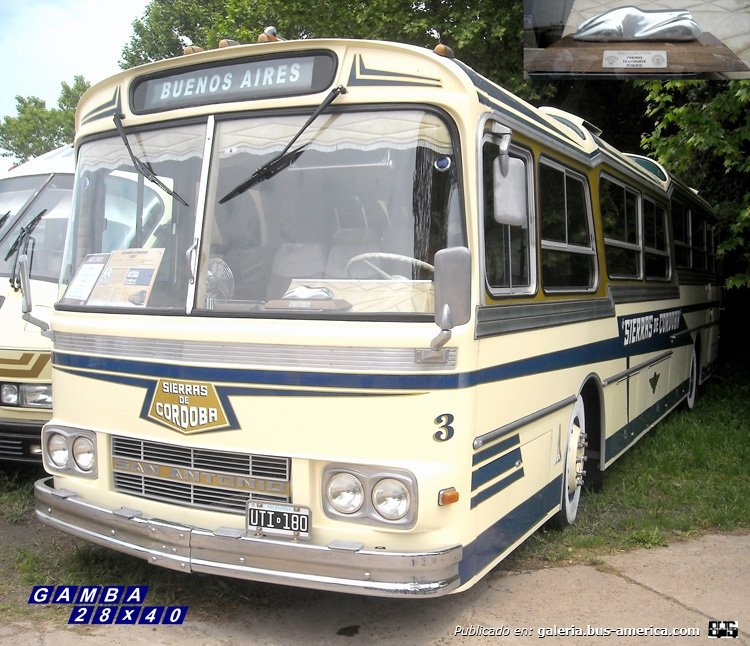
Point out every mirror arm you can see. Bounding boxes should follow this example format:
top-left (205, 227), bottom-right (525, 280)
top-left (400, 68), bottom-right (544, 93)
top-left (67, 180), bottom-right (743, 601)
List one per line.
top-left (430, 304), bottom-right (453, 351)
top-left (18, 254), bottom-right (51, 337)
top-left (498, 132), bottom-right (511, 176)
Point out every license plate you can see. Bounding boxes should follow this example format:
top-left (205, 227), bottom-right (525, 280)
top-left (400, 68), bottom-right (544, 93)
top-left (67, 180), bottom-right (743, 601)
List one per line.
top-left (246, 501), bottom-right (310, 539)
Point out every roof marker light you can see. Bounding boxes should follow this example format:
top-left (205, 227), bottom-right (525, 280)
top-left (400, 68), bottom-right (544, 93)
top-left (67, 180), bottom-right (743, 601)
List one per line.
top-left (434, 43), bottom-right (454, 58)
top-left (258, 26), bottom-right (286, 43)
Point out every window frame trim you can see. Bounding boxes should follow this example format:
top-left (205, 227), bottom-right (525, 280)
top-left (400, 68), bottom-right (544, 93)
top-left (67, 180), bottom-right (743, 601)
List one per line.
top-left (538, 156), bottom-right (598, 294)
top-left (478, 122), bottom-right (537, 300)
top-left (600, 172), bottom-right (643, 280)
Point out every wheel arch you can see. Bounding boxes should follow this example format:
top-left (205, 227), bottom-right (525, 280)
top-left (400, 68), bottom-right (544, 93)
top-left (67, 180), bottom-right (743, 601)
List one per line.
top-left (579, 375), bottom-right (605, 490)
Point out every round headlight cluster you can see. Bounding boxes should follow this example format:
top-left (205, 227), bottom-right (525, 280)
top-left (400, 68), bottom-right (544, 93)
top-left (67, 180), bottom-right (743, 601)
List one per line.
top-left (43, 428), bottom-right (97, 475)
top-left (324, 468), bottom-right (414, 525)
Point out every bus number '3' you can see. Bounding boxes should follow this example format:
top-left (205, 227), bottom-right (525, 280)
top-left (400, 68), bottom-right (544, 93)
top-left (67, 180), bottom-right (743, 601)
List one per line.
top-left (433, 413), bottom-right (455, 441)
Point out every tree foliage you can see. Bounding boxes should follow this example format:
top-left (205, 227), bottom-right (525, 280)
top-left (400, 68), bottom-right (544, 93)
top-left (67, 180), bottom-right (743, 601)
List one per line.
top-left (0, 76), bottom-right (90, 162)
top-left (120, 0), bottom-right (228, 66)
top-left (120, 0), bottom-right (546, 101)
top-left (639, 81), bottom-right (750, 288)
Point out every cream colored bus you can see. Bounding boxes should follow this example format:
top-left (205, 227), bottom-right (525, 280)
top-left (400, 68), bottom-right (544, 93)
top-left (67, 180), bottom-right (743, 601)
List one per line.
top-left (0, 145), bottom-right (73, 462)
top-left (31, 37), bottom-right (720, 596)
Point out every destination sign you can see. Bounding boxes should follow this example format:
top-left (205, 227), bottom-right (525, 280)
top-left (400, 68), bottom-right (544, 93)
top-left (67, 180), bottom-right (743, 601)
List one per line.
top-left (131, 52), bottom-right (337, 112)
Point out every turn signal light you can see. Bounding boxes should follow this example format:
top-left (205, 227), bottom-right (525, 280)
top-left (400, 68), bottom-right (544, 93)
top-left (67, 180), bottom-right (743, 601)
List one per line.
top-left (438, 487), bottom-right (460, 506)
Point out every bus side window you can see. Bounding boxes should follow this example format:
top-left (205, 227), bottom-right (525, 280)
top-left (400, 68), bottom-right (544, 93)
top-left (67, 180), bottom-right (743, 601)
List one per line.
top-left (601, 175), bottom-right (641, 279)
top-left (482, 141), bottom-right (530, 291)
top-left (643, 197), bottom-right (670, 279)
top-left (539, 161), bottom-right (596, 292)
top-left (672, 199), bottom-right (691, 269)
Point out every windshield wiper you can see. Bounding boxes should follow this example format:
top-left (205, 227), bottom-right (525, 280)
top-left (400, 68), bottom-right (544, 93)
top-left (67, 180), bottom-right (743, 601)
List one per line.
top-left (219, 145), bottom-right (307, 204)
top-left (4, 208), bottom-right (46, 263)
top-left (5, 208), bottom-right (46, 291)
top-left (113, 114), bottom-right (189, 207)
top-left (0, 210), bottom-right (10, 229)
top-left (219, 84), bottom-right (347, 204)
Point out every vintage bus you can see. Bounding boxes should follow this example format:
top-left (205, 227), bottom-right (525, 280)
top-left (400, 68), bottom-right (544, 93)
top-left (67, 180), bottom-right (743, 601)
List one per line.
top-left (31, 36), bottom-right (720, 596)
top-left (0, 145), bottom-right (74, 462)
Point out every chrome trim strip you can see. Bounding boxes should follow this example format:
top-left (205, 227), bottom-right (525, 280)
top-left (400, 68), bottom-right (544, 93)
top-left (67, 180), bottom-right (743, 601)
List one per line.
top-left (186, 115), bottom-right (215, 314)
top-left (473, 396), bottom-right (577, 450)
top-left (35, 477), bottom-right (462, 597)
top-left (476, 297), bottom-right (614, 337)
top-left (609, 284), bottom-right (680, 304)
top-left (602, 350), bottom-right (672, 386)
top-left (54, 332), bottom-right (457, 372)
top-left (670, 319), bottom-right (720, 340)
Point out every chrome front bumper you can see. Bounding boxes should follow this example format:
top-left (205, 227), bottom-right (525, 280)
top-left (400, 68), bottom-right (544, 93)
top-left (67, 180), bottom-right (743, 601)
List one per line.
top-left (34, 477), bottom-right (462, 597)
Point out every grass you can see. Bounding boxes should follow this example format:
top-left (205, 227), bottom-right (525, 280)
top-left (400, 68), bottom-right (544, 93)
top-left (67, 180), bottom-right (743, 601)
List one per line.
top-left (0, 466), bottom-right (36, 524)
top-left (1, 362), bottom-right (749, 620)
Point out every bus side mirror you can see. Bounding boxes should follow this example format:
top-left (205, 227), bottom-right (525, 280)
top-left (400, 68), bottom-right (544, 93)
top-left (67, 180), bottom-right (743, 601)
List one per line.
top-left (431, 246), bottom-right (471, 351)
top-left (493, 156), bottom-right (527, 227)
top-left (18, 254), bottom-right (51, 337)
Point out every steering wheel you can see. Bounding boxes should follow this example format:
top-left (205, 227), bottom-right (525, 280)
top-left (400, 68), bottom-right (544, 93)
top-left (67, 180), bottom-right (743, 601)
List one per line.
top-left (345, 252), bottom-right (435, 280)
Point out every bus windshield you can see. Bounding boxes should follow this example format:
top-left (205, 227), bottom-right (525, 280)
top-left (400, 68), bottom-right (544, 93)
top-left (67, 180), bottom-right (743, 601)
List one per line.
top-left (61, 109), bottom-right (462, 317)
top-left (0, 175), bottom-right (50, 241)
top-left (0, 173), bottom-right (73, 282)
top-left (62, 123), bottom-right (204, 309)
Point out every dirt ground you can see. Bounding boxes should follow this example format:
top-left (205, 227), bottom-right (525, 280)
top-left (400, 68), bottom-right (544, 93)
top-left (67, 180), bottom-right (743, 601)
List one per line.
top-left (2, 500), bottom-right (749, 645)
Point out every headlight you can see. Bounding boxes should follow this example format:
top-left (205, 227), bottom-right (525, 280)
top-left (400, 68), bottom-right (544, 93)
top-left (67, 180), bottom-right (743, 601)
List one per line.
top-left (47, 433), bottom-right (69, 468)
top-left (42, 426), bottom-right (97, 477)
top-left (20, 384), bottom-right (52, 409)
top-left (72, 436), bottom-right (96, 471)
top-left (1, 383), bottom-right (19, 405)
top-left (0, 383), bottom-right (52, 408)
top-left (326, 472), bottom-right (364, 514)
top-left (322, 464), bottom-right (417, 528)
top-left (372, 478), bottom-right (410, 520)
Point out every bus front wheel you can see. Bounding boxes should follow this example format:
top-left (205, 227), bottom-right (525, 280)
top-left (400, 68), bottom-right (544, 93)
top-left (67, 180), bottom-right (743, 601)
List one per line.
top-left (554, 395), bottom-right (586, 528)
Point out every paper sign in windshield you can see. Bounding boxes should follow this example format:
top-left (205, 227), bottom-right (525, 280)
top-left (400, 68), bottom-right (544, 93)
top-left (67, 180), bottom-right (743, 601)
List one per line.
top-left (63, 248), bottom-right (164, 307)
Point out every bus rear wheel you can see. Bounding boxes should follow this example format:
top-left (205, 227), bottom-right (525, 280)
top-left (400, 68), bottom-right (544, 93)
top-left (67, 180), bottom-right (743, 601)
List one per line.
top-left (554, 395), bottom-right (586, 528)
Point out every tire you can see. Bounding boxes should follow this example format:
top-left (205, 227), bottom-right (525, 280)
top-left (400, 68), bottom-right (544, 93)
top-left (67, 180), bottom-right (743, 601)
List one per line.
top-left (554, 395), bottom-right (586, 528)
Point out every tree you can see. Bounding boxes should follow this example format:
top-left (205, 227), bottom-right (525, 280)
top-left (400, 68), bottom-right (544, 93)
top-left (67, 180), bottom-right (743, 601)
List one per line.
top-left (0, 76), bottom-right (90, 162)
top-left (639, 80), bottom-right (750, 289)
top-left (120, 0), bottom-right (548, 102)
top-left (120, 0), bottom-right (229, 67)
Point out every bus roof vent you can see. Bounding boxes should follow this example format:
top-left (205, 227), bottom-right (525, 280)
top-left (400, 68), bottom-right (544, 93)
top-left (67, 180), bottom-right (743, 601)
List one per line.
top-left (624, 153), bottom-right (670, 182)
top-left (538, 106), bottom-right (603, 142)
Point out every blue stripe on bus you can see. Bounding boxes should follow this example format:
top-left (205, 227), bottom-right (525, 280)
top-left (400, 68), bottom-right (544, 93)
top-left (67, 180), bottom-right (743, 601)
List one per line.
top-left (472, 433), bottom-right (520, 466)
top-left (470, 467), bottom-right (525, 509)
top-left (52, 334), bottom-right (631, 392)
top-left (460, 477), bottom-right (560, 583)
top-left (471, 447), bottom-right (522, 491)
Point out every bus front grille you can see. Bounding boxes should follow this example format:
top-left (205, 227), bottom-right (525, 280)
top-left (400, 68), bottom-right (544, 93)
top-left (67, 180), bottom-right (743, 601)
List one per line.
top-left (111, 436), bottom-right (291, 514)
